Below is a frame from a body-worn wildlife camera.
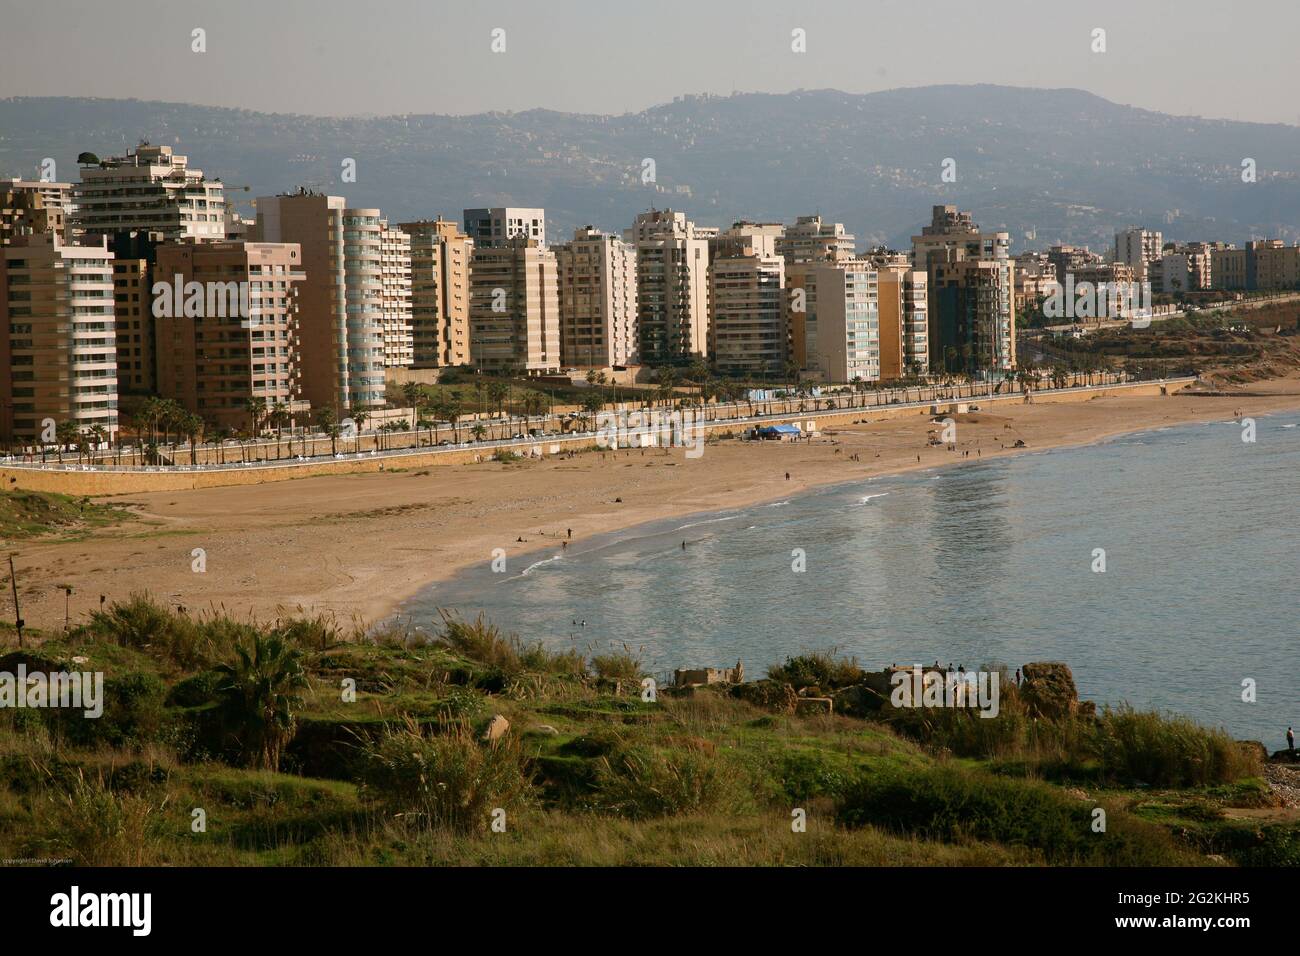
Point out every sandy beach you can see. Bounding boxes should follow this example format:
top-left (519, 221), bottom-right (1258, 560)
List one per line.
top-left (8, 377), bottom-right (1300, 635)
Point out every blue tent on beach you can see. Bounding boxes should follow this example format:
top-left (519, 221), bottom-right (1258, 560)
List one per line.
top-left (757, 423), bottom-right (802, 439)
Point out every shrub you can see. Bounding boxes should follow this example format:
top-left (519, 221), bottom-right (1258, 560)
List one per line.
top-left (767, 652), bottom-right (864, 691)
top-left (590, 647), bottom-right (643, 682)
top-left (435, 611), bottom-right (585, 679)
top-left (836, 765), bottom-right (1190, 865)
top-left (1094, 706), bottom-right (1258, 788)
top-left (591, 741), bottom-right (744, 819)
top-left (214, 634), bottom-right (309, 770)
top-left (359, 719), bottom-right (533, 832)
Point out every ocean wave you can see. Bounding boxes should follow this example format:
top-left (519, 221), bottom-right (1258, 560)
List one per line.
top-left (676, 514), bottom-right (742, 531)
top-left (520, 555), bottom-right (563, 576)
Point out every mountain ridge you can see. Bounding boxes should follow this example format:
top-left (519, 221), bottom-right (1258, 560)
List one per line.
top-left (3, 85), bottom-right (1298, 250)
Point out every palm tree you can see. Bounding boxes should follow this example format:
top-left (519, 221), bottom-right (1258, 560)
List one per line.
top-left (581, 392), bottom-right (604, 432)
top-left (486, 380), bottom-right (510, 436)
top-left (214, 633), bottom-right (308, 771)
top-left (245, 396), bottom-right (267, 439)
top-left (471, 423), bottom-right (487, 442)
top-left (270, 401), bottom-right (287, 459)
top-left (54, 419), bottom-right (79, 464)
top-left (401, 381), bottom-right (423, 417)
top-left (181, 413), bottom-right (204, 466)
top-left (443, 399), bottom-right (462, 443)
top-left (87, 424), bottom-right (107, 466)
top-left (523, 393), bottom-right (545, 431)
top-left (349, 407), bottom-right (369, 451)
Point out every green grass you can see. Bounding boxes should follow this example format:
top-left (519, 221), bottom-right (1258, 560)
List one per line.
top-left (0, 489), bottom-right (132, 541)
top-left (0, 596), bottom-right (1289, 867)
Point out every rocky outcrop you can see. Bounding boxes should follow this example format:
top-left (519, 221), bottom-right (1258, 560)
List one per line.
top-left (730, 679), bottom-right (798, 714)
top-left (1020, 662), bottom-right (1080, 719)
top-left (482, 714), bottom-right (510, 743)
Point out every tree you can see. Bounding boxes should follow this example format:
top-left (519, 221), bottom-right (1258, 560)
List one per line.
top-left (181, 414), bottom-right (204, 466)
top-left (214, 633), bottom-right (308, 771)
top-left (87, 424), bottom-right (107, 466)
top-left (443, 399), bottom-right (462, 443)
top-left (54, 419), bottom-right (79, 464)
top-left (471, 423), bottom-right (487, 442)
top-left (245, 396), bottom-right (267, 438)
top-left (271, 400), bottom-right (288, 459)
top-left (581, 391), bottom-right (604, 431)
top-left (317, 406), bottom-right (338, 456)
top-left (486, 381), bottom-right (510, 430)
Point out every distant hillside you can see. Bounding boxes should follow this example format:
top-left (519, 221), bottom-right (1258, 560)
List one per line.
top-left (2, 86), bottom-right (1299, 250)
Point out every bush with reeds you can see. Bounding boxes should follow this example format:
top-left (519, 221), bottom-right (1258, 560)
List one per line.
top-left (359, 718), bottom-right (534, 832)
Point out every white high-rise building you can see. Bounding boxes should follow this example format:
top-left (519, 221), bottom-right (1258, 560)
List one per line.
top-left (463, 207), bottom-right (546, 248)
top-left (1114, 228), bottom-right (1163, 278)
top-left (74, 143), bottom-right (225, 242)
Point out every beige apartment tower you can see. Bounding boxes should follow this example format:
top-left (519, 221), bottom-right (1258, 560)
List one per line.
top-left (708, 251), bottom-right (786, 377)
top-left (876, 264), bottom-right (929, 380)
top-left (400, 218), bottom-right (472, 367)
top-left (2, 180), bottom-right (71, 244)
top-left (153, 241), bottom-right (305, 429)
top-left (808, 260), bottom-right (880, 383)
top-left (469, 236), bottom-right (561, 374)
top-left (253, 192), bottom-right (387, 411)
top-left (627, 209), bottom-right (710, 365)
top-left (0, 233), bottom-right (119, 444)
top-left (554, 226), bottom-right (638, 368)
top-left (779, 215), bottom-right (856, 375)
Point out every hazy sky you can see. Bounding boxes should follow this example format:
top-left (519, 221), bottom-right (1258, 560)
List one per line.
top-left (2, 0), bottom-right (1297, 125)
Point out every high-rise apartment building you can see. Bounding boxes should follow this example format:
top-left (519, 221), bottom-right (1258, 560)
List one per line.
top-left (153, 241), bottom-right (305, 429)
top-left (2, 179), bottom-right (72, 244)
top-left (554, 226), bottom-right (638, 368)
top-left (0, 233), bottom-right (119, 443)
top-left (626, 209), bottom-right (709, 365)
top-left (776, 215), bottom-right (856, 265)
top-left (469, 236), bottom-right (561, 374)
top-left (252, 192), bottom-right (387, 411)
top-left (808, 260), bottom-right (880, 383)
top-left (1114, 228), bottom-right (1163, 278)
top-left (400, 218), bottom-right (472, 367)
top-left (875, 263), bottom-right (929, 380)
top-left (73, 143), bottom-right (225, 242)
top-left (108, 231), bottom-right (157, 394)
top-left (378, 222), bottom-right (413, 368)
top-left (708, 250), bottom-right (786, 376)
top-left (463, 207), bottom-right (546, 248)
top-left (780, 215), bottom-right (856, 374)
top-left (710, 221), bottom-right (785, 260)
top-left (912, 205), bottom-right (1015, 373)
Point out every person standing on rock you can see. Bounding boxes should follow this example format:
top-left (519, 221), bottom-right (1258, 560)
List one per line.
top-left (1289, 726), bottom-right (1295, 753)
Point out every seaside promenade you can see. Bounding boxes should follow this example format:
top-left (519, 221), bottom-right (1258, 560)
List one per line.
top-left (0, 374), bottom-right (1196, 495)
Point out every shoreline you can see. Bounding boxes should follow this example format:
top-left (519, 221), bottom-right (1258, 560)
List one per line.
top-left (7, 377), bottom-right (1300, 634)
